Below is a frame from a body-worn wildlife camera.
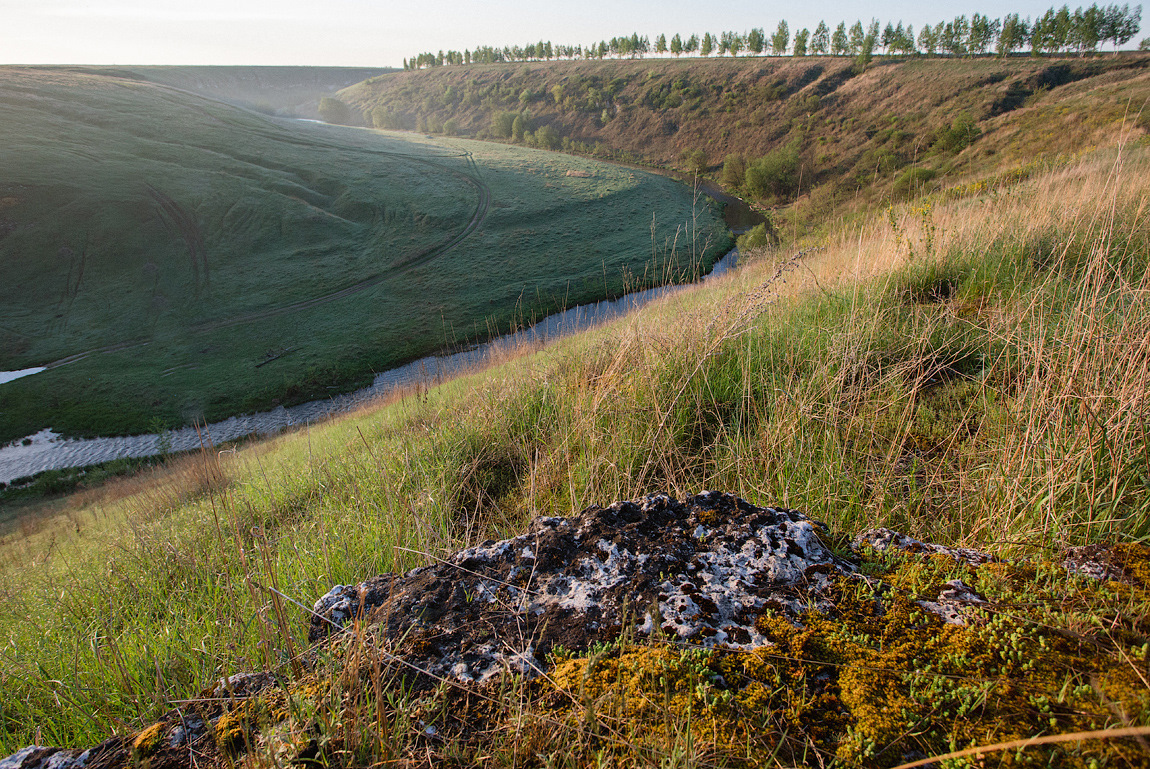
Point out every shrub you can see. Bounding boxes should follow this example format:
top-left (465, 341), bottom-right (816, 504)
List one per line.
top-left (682, 148), bottom-right (708, 176)
top-left (492, 111), bottom-right (517, 139)
top-left (932, 113), bottom-right (981, 154)
top-left (743, 142), bottom-right (801, 202)
top-left (318, 97), bottom-right (352, 125)
top-left (736, 222), bottom-right (776, 252)
top-left (371, 105), bottom-right (404, 130)
top-left (893, 167), bottom-right (938, 197)
top-left (721, 155), bottom-right (746, 189)
top-left (535, 125), bottom-right (561, 151)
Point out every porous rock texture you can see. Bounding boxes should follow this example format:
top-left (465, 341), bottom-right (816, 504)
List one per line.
top-left (3, 491), bottom-right (1134, 769)
top-left (309, 491), bottom-right (852, 683)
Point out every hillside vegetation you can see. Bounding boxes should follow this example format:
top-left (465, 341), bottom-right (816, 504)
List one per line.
top-left (2, 94), bottom-right (1149, 764)
top-left (340, 55), bottom-right (1150, 231)
top-left (0, 68), bottom-right (726, 443)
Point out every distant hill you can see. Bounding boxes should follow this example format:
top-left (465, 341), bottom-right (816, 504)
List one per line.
top-left (339, 55), bottom-right (1150, 225)
top-left (0, 67), bottom-right (724, 442)
top-left (51, 65), bottom-right (395, 118)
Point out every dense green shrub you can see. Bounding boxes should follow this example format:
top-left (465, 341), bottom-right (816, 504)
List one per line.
top-left (721, 154), bottom-right (746, 189)
top-left (744, 142), bottom-right (801, 202)
top-left (932, 112), bottom-right (981, 153)
top-left (318, 97), bottom-right (352, 125)
top-left (492, 111), bottom-right (518, 138)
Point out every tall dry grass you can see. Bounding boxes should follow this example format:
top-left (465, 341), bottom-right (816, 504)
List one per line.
top-left (1, 142), bottom-right (1148, 753)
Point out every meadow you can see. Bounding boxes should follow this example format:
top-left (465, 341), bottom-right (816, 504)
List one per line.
top-left (1, 119), bottom-right (1147, 764)
top-left (0, 67), bottom-right (728, 444)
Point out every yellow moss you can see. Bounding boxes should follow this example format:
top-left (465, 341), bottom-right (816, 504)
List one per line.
top-left (131, 721), bottom-right (165, 757)
top-left (542, 548), bottom-right (1149, 766)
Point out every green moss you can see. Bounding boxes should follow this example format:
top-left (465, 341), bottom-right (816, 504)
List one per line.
top-left (532, 545), bottom-right (1150, 766)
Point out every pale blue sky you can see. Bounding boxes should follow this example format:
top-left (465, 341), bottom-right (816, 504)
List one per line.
top-left (2, 0), bottom-right (1138, 67)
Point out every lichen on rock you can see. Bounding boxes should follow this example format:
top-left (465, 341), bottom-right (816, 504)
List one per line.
top-left (309, 491), bottom-right (860, 682)
top-left (4, 492), bottom-right (1149, 769)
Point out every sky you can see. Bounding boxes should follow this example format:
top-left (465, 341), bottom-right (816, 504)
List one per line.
top-left (2, 0), bottom-right (1139, 67)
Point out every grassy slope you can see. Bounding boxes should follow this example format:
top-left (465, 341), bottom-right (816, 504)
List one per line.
top-left (2, 59), bottom-right (1150, 764)
top-left (1, 131), bottom-right (1148, 761)
top-left (341, 54), bottom-right (1150, 230)
top-left (0, 68), bottom-right (727, 443)
top-left (121, 65), bottom-right (395, 117)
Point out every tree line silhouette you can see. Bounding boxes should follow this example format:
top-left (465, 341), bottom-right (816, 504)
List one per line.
top-left (404, 4), bottom-right (1143, 70)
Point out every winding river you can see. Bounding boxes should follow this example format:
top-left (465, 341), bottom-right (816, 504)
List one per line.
top-left (0, 249), bottom-right (740, 486)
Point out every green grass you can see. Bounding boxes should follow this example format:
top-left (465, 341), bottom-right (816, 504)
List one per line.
top-left (340, 54), bottom-right (1150, 240)
top-left (2, 139), bottom-right (1148, 762)
top-left (0, 67), bottom-right (728, 443)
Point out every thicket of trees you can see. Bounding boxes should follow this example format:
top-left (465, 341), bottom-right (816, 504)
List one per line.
top-left (403, 4), bottom-right (1142, 69)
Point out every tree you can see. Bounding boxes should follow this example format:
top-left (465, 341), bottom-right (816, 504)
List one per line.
top-left (882, 22), bottom-right (896, 53)
top-left (1105, 4), bottom-right (1143, 49)
top-left (721, 31), bottom-right (744, 56)
top-left (1031, 12), bottom-right (1051, 54)
top-left (849, 21), bottom-right (866, 54)
top-left (812, 21), bottom-right (831, 54)
top-left (998, 14), bottom-right (1030, 55)
top-left (670, 33), bottom-right (683, 55)
top-left (721, 154), bottom-right (746, 189)
top-left (919, 23), bottom-right (940, 55)
top-left (943, 16), bottom-right (971, 55)
top-left (748, 27), bottom-right (765, 54)
top-left (686, 34), bottom-right (699, 53)
top-left (1056, 5), bottom-right (1075, 50)
top-left (682, 148), bottom-right (708, 176)
top-left (771, 20), bottom-right (790, 55)
top-left (969, 13), bottom-right (1000, 54)
top-left (656, 33), bottom-right (668, 54)
top-left (701, 32), bottom-right (714, 56)
top-left (832, 22), bottom-right (850, 55)
top-left (793, 28), bottom-right (810, 56)
top-left (318, 97), bottom-right (352, 125)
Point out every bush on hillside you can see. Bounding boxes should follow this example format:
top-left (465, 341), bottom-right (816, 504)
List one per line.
top-left (534, 125), bottom-right (561, 150)
top-left (736, 221), bottom-right (777, 252)
top-left (744, 142), bottom-right (801, 202)
top-left (892, 167), bottom-right (938, 197)
top-left (682, 148), bottom-right (708, 176)
top-left (492, 111), bottom-right (517, 139)
top-left (932, 112), bottom-right (981, 154)
top-left (371, 105), bottom-right (404, 130)
top-left (318, 97), bottom-right (352, 125)
top-left (721, 154), bottom-right (746, 189)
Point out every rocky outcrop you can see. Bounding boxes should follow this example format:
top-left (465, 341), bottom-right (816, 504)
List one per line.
top-left (309, 491), bottom-right (858, 683)
top-left (4, 491), bottom-right (1140, 769)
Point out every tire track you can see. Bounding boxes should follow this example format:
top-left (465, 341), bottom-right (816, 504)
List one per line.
top-left (31, 142), bottom-right (492, 367)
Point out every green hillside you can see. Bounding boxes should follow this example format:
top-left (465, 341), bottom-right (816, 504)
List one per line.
top-left (0, 68), bottom-right (727, 443)
top-left (341, 54), bottom-right (1150, 230)
top-left (122, 65), bottom-right (394, 118)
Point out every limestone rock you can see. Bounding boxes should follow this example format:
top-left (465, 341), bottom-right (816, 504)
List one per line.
top-left (310, 491), bottom-right (853, 682)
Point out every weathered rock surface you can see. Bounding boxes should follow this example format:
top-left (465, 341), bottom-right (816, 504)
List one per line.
top-left (309, 491), bottom-right (854, 682)
top-left (4, 491), bottom-right (1140, 769)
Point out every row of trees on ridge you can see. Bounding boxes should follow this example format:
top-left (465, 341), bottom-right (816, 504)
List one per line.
top-left (403, 4), bottom-right (1143, 69)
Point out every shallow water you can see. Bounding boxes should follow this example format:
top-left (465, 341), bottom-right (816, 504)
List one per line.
top-left (0, 250), bottom-right (738, 485)
top-left (0, 368), bottom-right (46, 385)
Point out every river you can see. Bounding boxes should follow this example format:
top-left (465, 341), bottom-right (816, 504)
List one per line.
top-left (0, 249), bottom-right (739, 486)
